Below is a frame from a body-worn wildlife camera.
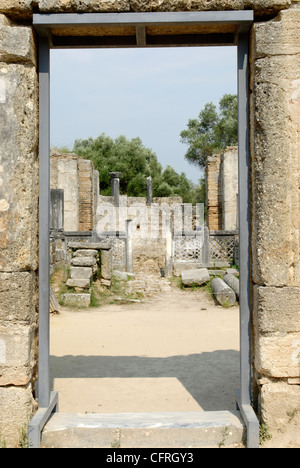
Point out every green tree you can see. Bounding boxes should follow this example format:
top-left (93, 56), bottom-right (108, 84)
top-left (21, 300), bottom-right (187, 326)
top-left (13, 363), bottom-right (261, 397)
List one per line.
top-left (180, 94), bottom-right (238, 169)
top-left (72, 133), bottom-right (204, 204)
top-left (73, 134), bottom-right (162, 197)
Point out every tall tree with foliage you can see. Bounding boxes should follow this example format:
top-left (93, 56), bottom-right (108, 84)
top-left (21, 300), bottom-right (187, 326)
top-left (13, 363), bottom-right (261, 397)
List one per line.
top-left (180, 94), bottom-right (238, 169)
top-left (71, 133), bottom-right (204, 204)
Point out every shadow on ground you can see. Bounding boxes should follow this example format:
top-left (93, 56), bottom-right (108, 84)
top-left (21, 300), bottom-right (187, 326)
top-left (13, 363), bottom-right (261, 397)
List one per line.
top-left (50, 350), bottom-right (240, 412)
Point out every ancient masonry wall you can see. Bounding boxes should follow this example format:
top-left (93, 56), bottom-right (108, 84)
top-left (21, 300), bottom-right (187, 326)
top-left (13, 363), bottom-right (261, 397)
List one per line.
top-left (0, 0), bottom-right (299, 447)
top-left (206, 147), bottom-right (238, 231)
top-left (50, 152), bottom-right (99, 232)
top-left (250, 8), bottom-right (300, 429)
top-left (0, 15), bottom-right (39, 446)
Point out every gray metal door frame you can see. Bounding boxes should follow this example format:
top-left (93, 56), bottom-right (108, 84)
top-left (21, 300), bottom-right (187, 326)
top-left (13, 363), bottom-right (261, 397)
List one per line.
top-left (29, 11), bottom-right (259, 448)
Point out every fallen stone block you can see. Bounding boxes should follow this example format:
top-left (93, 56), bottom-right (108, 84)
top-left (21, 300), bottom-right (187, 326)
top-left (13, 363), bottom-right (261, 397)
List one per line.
top-left (208, 269), bottom-right (226, 277)
top-left (113, 270), bottom-right (136, 281)
top-left (226, 268), bottom-right (239, 277)
top-left (181, 268), bottom-right (210, 286)
top-left (66, 279), bottom-right (91, 289)
top-left (223, 273), bottom-right (239, 299)
top-left (71, 257), bottom-right (97, 267)
top-left (70, 267), bottom-right (93, 280)
top-left (211, 277), bottom-right (236, 307)
top-left (61, 293), bottom-right (91, 308)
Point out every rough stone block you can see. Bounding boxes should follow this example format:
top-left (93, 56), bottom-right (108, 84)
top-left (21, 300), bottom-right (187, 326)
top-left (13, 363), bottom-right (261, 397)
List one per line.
top-left (0, 14), bottom-right (36, 64)
top-left (0, 385), bottom-right (35, 448)
top-left (254, 333), bottom-right (300, 378)
top-left (66, 278), bottom-right (91, 289)
top-left (0, 323), bottom-right (36, 386)
top-left (260, 381), bottom-right (300, 430)
top-left (253, 286), bottom-right (300, 334)
top-left (181, 268), bottom-right (210, 286)
top-left (252, 9), bottom-right (300, 59)
top-left (113, 270), bottom-right (136, 281)
top-left (61, 293), bottom-right (91, 308)
top-left (101, 250), bottom-right (112, 280)
top-left (208, 269), bottom-right (226, 277)
top-left (0, 272), bottom-right (37, 323)
top-left (0, 63), bottom-right (38, 272)
top-left (73, 249), bottom-right (99, 258)
top-left (70, 267), bottom-right (93, 280)
top-left (250, 11), bottom-right (300, 287)
top-left (71, 257), bottom-right (97, 267)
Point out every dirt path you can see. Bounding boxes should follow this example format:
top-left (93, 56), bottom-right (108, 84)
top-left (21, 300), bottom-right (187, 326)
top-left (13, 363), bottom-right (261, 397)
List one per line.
top-left (50, 282), bottom-right (240, 414)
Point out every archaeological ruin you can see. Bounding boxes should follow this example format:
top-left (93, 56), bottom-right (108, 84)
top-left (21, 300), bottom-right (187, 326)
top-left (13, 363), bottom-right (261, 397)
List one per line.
top-left (0, 0), bottom-right (299, 449)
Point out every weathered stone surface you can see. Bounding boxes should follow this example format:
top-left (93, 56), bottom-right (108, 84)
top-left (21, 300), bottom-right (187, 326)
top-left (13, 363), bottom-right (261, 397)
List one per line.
top-left (0, 0), bottom-right (130, 18)
top-left (253, 286), bottom-right (300, 334)
top-left (254, 333), bottom-right (300, 378)
top-left (223, 273), bottom-right (239, 299)
top-left (73, 249), bottom-right (99, 258)
top-left (260, 381), bottom-right (300, 429)
top-left (0, 0), bottom-right (293, 19)
top-left (113, 270), bottom-right (136, 281)
top-left (66, 278), bottom-right (91, 289)
top-left (0, 63), bottom-right (38, 272)
top-left (0, 323), bottom-right (36, 386)
top-left (101, 250), bottom-right (112, 280)
top-left (0, 385), bottom-right (35, 448)
top-left (208, 269), bottom-right (226, 277)
top-left (61, 293), bottom-right (91, 308)
top-left (71, 257), bottom-right (97, 267)
top-left (181, 268), bottom-right (210, 286)
top-left (70, 266), bottom-right (93, 280)
top-left (68, 242), bottom-right (111, 250)
top-left (210, 277), bottom-right (236, 307)
top-left (252, 9), bottom-right (300, 59)
top-left (0, 272), bottom-right (37, 323)
top-left (130, 0), bottom-right (291, 14)
top-left (250, 9), bottom-right (300, 287)
top-left (0, 15), bottom-right (36, 64)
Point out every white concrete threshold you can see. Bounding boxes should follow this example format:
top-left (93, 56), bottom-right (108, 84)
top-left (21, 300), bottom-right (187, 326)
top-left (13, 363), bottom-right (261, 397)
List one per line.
top-left (41, 411), bottom-right (245, 448)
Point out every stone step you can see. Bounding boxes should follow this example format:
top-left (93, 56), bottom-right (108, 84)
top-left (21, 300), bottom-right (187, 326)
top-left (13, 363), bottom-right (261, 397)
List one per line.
top-left (41, 411), bottom-right (245, 449)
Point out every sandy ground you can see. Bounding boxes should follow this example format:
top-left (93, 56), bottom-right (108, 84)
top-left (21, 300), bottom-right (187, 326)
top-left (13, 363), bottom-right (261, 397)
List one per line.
top-left (50, 285), bottom-right (241, 414)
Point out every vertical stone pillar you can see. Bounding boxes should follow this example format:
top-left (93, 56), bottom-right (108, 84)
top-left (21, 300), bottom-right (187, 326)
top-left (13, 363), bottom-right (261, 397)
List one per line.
top-left (250, 9), bottom-right (300, 432)
top-left (110, 172), bottom-right (121, 207)
top-left (147, 176), bottom-right (153, 205)
top-left (205, 154), bottom-right (223, 230)
top-left (165, 219), bottom-right (173, 278)
top-left (50, 189), bottom-right (64, 232)
top-left (0, 15), bottom-right (38, 447)
top-left (125, 219), bottom-right (133, 273)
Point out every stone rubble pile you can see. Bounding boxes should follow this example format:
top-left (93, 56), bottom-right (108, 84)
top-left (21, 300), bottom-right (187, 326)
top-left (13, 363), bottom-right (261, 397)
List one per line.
top-left (62, 242), bottom-right (112, 308)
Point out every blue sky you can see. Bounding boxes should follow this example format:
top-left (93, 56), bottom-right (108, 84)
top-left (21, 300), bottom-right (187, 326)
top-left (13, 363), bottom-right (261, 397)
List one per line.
top-left (50, 46), bottom-right (237, 184)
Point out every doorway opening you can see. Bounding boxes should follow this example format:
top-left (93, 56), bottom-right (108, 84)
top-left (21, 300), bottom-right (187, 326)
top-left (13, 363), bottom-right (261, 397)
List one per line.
top-left (30, 11), bottom-right (259, 448)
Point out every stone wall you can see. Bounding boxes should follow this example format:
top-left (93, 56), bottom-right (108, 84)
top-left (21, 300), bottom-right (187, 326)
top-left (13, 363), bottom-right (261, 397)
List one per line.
top-left (206, 147), bottom-right (238, 231)
top-left (50, 152), bottom-right (99, 232)
top-left (250, 8), bottom-right (300, 430)
top-left (0, 14), bottom-right (38, 447)
top-left (0, 0), bottom-right (300, 447)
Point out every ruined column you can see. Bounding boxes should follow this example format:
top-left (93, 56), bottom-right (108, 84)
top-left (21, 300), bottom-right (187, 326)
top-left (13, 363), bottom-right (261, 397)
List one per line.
top-left (110, 172), bottom-right (121, 207)
top-left (147, 176), bottom-right (153, 205)
top-left (125, 219), bottom-right (133, 273)
top-left (165, 218), bottom-right (173, 278)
